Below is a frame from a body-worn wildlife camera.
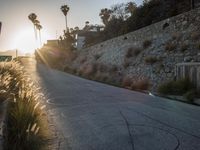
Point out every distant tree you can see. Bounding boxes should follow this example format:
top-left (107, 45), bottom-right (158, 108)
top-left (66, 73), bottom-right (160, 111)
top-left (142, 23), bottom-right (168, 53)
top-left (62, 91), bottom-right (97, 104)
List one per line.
top-left (111, 3), bottom-right (129, 20)
top-left (125, 2), bottom-right (137, 15)
top-left (83, 21), bottom-right (91, 31)
top-left (61, 5), bottom-right (70, 31)
top-left (85, 21), bottom-right (90, 25)
top-left (28, 13), bottom-right (37, 40)
top-left (35, 23), bottom-right (42, 46)
top-left (59, 30), bottom-right (76, 50)
top-left (74, 26), bottom-right (79, 31)
top-left (99, 8), bottom-right (112, 26)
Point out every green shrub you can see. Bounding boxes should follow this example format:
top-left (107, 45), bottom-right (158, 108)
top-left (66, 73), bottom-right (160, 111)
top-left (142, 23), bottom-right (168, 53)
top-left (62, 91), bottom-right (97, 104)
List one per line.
top-left (184, 90), bottom-right (196, 103)
top-left (158, 78), bottom-right (194, 95)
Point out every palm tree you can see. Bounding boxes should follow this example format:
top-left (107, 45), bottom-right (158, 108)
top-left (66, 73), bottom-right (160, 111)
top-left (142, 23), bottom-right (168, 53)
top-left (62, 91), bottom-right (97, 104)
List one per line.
top-left (35, 23), bottom-right (42, 46)
top-left (61, 5), bottom-right (70, 31)
top-left (28, 13), bottom-right (37, 40)
top-left (99, 8), bottom-right (112, 26)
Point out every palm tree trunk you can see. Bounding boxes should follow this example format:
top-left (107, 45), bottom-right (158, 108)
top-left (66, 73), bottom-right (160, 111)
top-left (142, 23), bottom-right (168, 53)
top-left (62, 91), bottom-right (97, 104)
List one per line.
top-left (34, 25), bottom-right (37, 40)
top-left (65, 15), bottom-right (68, 32)
top-left (39, 30), bottom-right (42, 47)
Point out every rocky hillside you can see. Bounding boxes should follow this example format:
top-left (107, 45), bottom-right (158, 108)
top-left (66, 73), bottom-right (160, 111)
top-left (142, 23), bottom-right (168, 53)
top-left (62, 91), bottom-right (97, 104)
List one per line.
top-left (66, 8), bottom-right (200, 91)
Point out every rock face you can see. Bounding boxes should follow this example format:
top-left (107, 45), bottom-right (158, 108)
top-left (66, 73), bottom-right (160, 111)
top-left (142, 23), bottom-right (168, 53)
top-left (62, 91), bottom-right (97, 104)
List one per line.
top-left (71, 8), bottom-right (200, 91)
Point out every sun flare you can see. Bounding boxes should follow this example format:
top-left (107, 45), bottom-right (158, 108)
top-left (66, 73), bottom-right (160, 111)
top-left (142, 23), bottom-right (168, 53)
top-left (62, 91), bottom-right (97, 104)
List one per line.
top-left (12, 27), bottom-right (50, 54)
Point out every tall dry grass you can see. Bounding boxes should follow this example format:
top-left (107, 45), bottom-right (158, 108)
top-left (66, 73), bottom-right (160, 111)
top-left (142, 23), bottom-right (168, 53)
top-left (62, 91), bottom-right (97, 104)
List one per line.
top-left (0, 61), bottom-right (47, 150)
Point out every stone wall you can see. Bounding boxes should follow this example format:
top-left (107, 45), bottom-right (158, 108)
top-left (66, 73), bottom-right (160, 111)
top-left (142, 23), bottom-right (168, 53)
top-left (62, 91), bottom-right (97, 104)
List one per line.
top-left (70, 7), bottom-right (200, 91)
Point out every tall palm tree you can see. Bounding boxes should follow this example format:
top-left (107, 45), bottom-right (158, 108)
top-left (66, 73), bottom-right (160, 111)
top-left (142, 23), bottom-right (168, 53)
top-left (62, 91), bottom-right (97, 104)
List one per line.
top-left (35, 23), bottom-right (42, 46)
top-left (28, 13), bottom-right (37, 40)
top-left (61, 5), bottom-right (70, 31)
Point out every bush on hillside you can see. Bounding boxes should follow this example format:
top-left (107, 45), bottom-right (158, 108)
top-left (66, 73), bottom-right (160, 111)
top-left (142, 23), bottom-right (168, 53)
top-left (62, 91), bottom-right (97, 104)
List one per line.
top-left (158, 78), bottom-right (195, 95)
top-left (144, 56), bottom-right (158, 65)
top-left (122, 76), bottom-right (132, 88)
top-left (184, 90), bottom-right (196, 103)
top-left (165, 42), bottom-right (177, 51)
top-left (126, 47), bottom-right (141, 58)
top-left (143, 40), bottom-right (152, 49)
top-left (131, 79), bottom-right (150, 91)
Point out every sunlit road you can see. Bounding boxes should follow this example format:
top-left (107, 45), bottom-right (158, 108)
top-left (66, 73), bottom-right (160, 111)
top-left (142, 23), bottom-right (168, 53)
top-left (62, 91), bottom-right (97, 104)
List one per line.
top-left (22, 58), bottom-right (200, 150)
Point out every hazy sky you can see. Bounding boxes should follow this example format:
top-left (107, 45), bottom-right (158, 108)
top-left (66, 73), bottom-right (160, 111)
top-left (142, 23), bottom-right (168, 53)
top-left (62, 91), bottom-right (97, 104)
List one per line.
top-left (0, 0), bottom-right (142, 53)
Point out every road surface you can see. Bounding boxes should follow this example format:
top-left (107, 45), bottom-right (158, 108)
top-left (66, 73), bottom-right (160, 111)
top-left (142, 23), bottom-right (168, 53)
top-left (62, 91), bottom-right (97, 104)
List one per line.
top-left (22, 58), bottom-right (200, 150)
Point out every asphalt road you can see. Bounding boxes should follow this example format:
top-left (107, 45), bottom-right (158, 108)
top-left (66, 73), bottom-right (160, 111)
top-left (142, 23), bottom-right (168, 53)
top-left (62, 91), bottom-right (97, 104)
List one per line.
top-left (22, 58), bottom-right (200, 150)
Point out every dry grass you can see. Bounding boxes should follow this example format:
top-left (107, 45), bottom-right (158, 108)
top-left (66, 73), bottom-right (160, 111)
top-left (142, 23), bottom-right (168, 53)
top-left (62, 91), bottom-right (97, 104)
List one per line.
top-left (131, 79), bottom-right (150, 90)
top-left (191, 32), bottom-right (200, 40)
top-left (126, 47), bottom-right (141, 58)
top-left (94, 54), bottom-right (101, 60)
top-left (180, 42), bottom-right (188, 52)
top-left (122, 76), bottom-right (132, 88)
top-left (79, 56), bottom-right (87, 64)
top-left (172, 32), bottom-right (181, 40)
top-left (143, 40), bottom-right (152, 49)
top-left (82, 64), bottom-right (97, 76)
top-left (0, 62), bottom-right (48, 150)
top-left (165, 42), bottom-right (177, 51)
top-left (144, 56), bottom-right (158, 65)
top-left (196, 41), bottom-right (200, 50)
top-left (123, 59), bottom-right (131, 68)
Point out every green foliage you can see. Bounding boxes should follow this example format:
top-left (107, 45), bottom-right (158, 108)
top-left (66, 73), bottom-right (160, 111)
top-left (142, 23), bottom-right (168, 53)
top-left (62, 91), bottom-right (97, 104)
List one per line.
top-left (184, 90), bottom-right (196, 103)
top-left (94, 0), bottom-right (191, 45)
top-left (158, 78), bottom-right (195, 95)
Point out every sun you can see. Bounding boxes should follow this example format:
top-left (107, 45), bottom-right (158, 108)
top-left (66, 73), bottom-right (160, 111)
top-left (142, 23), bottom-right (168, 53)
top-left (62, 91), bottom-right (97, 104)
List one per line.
top-left (12, 27), bottom-right (50, 55)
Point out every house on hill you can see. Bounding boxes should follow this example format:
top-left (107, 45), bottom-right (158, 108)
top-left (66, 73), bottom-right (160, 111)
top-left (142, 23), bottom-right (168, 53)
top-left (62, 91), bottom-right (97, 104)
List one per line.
top-left (75, 25), bottom-right (104, 50)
